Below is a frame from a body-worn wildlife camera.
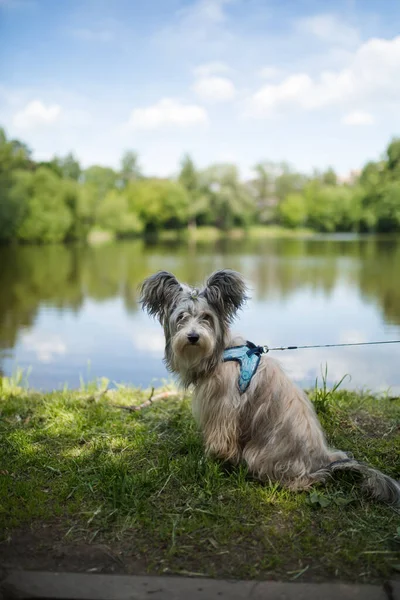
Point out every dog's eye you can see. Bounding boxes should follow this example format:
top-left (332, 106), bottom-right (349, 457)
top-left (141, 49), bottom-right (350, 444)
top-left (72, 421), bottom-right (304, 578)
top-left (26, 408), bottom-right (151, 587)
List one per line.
top-left (202, 314), bottom-right (214, 326)
top-left (176, 313), bottom-right (185, 323)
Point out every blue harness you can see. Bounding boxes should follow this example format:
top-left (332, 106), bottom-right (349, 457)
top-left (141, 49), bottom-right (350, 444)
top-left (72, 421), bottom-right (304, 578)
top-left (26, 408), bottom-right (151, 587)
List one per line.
top-left (222, 341), bottom-right (265, 393)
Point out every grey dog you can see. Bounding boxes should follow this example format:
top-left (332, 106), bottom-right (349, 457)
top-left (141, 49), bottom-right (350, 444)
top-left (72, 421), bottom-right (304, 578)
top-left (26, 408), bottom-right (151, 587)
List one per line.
top-left (140, 269), bottom-right (400, 505)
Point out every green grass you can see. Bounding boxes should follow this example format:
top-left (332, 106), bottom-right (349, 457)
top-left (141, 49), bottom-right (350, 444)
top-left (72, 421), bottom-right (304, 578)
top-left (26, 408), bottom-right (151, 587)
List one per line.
top-left (0, 375), bottom-right (399, 582)
top-left (155, 225), bottom-right (315, 243)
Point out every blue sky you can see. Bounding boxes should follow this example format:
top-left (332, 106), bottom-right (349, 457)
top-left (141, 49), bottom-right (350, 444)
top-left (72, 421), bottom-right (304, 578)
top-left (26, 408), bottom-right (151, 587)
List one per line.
top-left (1, 0), bottom-right (400, 178)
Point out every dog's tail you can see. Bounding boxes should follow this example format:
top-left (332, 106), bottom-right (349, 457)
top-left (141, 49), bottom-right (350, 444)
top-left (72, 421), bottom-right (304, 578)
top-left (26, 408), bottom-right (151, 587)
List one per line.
top-left (314, 458), bottom-right (400, 506)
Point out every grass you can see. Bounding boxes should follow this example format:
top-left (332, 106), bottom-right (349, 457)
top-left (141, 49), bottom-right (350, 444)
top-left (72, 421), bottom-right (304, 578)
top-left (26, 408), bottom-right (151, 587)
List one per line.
top-left (0, 375), bottom-right (399, 582)
top-left (156, 225), bottom-right (315, 243)
top-left (85, 225), bottom-right (315, 246)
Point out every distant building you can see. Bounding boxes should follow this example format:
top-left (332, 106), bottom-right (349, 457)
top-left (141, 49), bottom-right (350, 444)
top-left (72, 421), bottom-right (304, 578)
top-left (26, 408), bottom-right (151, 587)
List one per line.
top-left (338, 169), bottom-right (361, 185)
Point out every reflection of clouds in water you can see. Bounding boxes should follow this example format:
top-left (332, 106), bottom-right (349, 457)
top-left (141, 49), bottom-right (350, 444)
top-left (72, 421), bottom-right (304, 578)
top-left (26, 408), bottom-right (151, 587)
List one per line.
top-left (338, 330), bottom-right (367, 344)
top-left (277, 346), bottom-right (400, 394)
top-left (4, 239), bottom-right (400, 392)
top-left (132, 330), bottom-right (165, 354)
top-left (21, 332), bottom-right (67, 363)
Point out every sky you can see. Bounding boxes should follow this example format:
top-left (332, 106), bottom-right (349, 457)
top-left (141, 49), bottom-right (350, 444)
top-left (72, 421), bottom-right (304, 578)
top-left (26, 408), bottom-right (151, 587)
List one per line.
top-left (1, 0), bottom-right (400, 179)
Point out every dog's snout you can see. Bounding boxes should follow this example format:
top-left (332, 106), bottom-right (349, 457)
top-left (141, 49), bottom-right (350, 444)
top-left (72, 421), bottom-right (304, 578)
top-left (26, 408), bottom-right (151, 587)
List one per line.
top-left (187, 332), bottom-right (200, 345)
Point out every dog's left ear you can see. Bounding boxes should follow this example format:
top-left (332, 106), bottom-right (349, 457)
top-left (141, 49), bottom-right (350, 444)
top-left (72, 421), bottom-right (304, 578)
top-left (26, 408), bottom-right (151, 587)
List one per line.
top-left (203, 269), bottom-right (248, 323)
top-left (140, 271), bottom-right (182, 325)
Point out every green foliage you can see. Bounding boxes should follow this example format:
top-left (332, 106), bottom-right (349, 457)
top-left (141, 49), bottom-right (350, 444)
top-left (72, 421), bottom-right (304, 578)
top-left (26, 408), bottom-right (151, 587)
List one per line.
top-left (198, 163), bottom-right (255, 230)
top-left (56, 152), bottom-right (81, 180)
top-left (322, 167), bottom-right (338, 186)
top-left (129, 179), bottom-right (189, 233)
top-left (120, 150), bottom-right (141, 187)
top-left (386, 138), bottom-right (400, 175)
top-left (178, 154), bottom-right (203, 225)
top-left (84, 165), bottom-right (118, 196)
top-left (377, 181), bottom-right (400, 232)
top-left (16, 167), bottom-right (73, 244)
top-left (278, 193), bottom-right (307, 228)
top-left (0, 128), bottom-right (32, 242)
top-left (97, 189), bottom-right (143, 237)
top-left (1, 126), bottom-right (400, 244)
top-left (304, 182), bottom-right (363, 233)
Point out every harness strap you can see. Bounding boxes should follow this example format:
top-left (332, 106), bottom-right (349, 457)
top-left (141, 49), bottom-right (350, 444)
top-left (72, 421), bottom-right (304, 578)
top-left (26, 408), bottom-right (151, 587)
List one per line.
top-left (223, 341), bottom-right (263, 393)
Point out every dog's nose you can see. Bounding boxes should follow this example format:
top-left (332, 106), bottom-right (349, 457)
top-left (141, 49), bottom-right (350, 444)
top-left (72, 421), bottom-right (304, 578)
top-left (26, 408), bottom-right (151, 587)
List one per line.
top-left (187, 332), bottom-right (200, 344)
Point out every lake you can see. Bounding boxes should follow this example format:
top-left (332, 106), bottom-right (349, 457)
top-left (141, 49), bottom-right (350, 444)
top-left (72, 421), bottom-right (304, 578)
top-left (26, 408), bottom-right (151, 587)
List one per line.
top-left (1, 235), bottom-right (400, 394)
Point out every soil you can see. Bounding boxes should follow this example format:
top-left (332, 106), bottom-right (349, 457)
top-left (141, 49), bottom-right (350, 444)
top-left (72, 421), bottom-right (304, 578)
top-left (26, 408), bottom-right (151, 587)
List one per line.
top-left (0, 521), bottom-right (146, 576)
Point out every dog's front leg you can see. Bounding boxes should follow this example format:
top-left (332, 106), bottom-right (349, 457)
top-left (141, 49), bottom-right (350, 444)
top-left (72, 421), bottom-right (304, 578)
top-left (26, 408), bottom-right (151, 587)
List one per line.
top-left (192, 388), bottom-right (240, 463)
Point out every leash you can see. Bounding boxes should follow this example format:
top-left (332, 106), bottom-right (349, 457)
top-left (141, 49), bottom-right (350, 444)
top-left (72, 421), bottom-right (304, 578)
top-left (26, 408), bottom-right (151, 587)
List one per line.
top-left (260, 340), bottom-right (400, 353)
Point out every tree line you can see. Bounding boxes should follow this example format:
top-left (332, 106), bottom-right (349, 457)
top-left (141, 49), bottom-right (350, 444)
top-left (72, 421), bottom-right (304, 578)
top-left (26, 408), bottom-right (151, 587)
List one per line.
top-left (1, 126), bottom-right (400, 244)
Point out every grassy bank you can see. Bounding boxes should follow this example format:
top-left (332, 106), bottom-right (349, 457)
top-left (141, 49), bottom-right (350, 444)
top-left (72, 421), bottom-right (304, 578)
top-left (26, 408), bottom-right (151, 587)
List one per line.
top-left (160, 225), bottom-right (315, 243)
top-left (86, 225), bottom-right (316, 246)
top-left (0, 378), bottom-right (399, 581)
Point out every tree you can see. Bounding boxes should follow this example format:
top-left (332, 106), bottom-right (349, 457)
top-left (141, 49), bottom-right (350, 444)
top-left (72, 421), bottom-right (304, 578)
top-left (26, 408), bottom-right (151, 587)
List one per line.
top-left (274, 163), bottom-right (307, 202)
top-left (178, 154), bottom-right (204, 228)
top-left (386, 138), bottom-right (400, 176)
top-left (377, 181), bottom-right (400, 231)
top-left (36, 158), bottom-right (63, 177)
top-left (304, 183), bottom-right (362, 232)
top-left (278, 193), bottom-right (307, 228)
top-left (250, 162), bottom-right (274, 224)
top-left (0, 128), bottom-right (32, 242)
top-left (249, 161), bottom-right (307, 224)
top-left (322, 167), bottom-right (337, 186)
top-left (128, 179), bottom-right (189, 234)
top-left (179, 154), bottom-right (198, 195)
top-left (97, 189), bottom-right (143, 237)
top-left (16, 167), bottom-right (73, 243)
top-left (84, 166), bottom-right (117, 196)
top-left (198, 164), bottom-right (255, 230)
top-left (120, 151), bottom-right (141, 187)
top-left (57, 153), bottom-right (81, 180)
top-left (252, 163), bottom-right (272, 202)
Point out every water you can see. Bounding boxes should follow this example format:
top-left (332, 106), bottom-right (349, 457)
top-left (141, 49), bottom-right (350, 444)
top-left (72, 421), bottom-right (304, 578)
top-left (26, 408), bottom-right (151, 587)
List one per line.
top-left (1, 236), bottom-right (400, 393)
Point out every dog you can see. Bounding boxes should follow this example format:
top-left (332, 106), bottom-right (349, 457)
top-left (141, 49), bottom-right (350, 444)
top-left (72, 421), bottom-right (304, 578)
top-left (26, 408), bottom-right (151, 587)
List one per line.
top-left (140, 269), bottom-right (400, 505)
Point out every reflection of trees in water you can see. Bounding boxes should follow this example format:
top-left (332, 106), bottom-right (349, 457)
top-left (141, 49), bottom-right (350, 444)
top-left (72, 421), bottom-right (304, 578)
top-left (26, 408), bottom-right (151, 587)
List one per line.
top-left (357, 240), bottom-right (400, 326)
top-left (0, 245), bottom-right (84, 350)
top-left (1, 237), bottom-right (400, 371)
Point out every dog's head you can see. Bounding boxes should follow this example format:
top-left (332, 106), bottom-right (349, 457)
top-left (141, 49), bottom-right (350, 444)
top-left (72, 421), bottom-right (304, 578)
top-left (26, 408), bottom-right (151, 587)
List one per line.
top-left (140, 269), bottom-right (248, 381)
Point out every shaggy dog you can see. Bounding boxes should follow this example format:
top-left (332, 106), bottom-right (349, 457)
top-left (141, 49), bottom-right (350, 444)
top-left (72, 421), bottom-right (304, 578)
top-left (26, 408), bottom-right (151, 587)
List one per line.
top-left (140, 269), bottom-right (400, 505)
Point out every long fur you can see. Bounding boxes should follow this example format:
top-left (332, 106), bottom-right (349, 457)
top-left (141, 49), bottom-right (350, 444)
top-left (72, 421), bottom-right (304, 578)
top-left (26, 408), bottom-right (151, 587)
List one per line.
top-left (140, 269), bottom-right (400, 506)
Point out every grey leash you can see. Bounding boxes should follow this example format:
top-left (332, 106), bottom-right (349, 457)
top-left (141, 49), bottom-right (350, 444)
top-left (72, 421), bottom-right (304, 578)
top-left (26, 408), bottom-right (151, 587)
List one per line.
top-left (261, 340), bottom-right (400, 353)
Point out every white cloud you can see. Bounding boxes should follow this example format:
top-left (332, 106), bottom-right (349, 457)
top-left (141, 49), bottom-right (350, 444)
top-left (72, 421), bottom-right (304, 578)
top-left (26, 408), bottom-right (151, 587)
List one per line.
top-left (338, 330), bottom-right (368, 344)
top-left (192, 75), bottom-right (236, 102)
top-left (342, 110), bottom-right (375, 126)
top-left (296, 13), bottom-right (360, 48)
top-left (13, 100), bottom-right (62, 129)
top-left (128, 98), bottom-right (208, 130)
top-left (177, 0), bottom-right (233, 26)
top-left (21, 332), bottom-right (67, 363)
top-left (71, 28), bottom-right (114, 42)
top-left (155, 0), bottom-right (234, 54)
top-left (248, 35), bottom-right (400, 118)
top-left (258, 66), bottom-right (281, 79)
top-left (132, 331), bottom-right (164, 354)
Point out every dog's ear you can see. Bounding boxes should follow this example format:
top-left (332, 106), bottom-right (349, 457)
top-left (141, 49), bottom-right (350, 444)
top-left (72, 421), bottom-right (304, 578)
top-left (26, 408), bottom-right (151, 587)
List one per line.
top-left (203, 269), bottom-right (248, 323)
top-left (140, 271), bottom-right (182, 324)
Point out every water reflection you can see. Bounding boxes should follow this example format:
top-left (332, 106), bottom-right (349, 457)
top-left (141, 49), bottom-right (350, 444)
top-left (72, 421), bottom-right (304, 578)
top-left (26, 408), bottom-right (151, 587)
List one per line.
top-left (0, 237), bottom-right (399, 392)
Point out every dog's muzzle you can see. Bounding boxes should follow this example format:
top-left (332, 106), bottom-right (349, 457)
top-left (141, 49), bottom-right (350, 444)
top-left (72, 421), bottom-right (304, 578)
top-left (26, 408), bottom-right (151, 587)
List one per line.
top-left (187, 332), bottom-right (200, 345)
